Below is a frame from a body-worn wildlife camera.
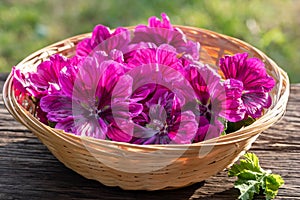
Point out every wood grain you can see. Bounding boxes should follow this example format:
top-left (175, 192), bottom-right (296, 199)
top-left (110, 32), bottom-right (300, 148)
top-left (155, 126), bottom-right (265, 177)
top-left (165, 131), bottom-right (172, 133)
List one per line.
top-left (0, 74), bottom-right (299, 200)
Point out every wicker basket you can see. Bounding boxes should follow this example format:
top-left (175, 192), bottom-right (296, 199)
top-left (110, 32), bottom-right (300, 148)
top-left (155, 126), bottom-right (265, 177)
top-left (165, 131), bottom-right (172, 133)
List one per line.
top-left (3, 26), bottom-right (289, 191)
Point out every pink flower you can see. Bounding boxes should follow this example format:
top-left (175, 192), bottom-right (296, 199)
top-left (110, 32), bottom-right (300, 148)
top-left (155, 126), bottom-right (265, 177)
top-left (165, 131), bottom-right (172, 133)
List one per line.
top-left (131, 13), bottom-right (200, 61)
top-left (219, 53), bottom-right (276, 121)
top-left (76, 25), bottom-right (130, 59)
top-left (130, 84), bottom-right (198, 144)
top-left (12, 67), bottom-right (36, 97)
top-left (40, 53), bottom-right (142, 142)
top-left (29, 55), bottom-right (76, 97)
top-left (185, 65), bottom-right (226, 142)
top-left (125, 44), bottom-right (225, 143)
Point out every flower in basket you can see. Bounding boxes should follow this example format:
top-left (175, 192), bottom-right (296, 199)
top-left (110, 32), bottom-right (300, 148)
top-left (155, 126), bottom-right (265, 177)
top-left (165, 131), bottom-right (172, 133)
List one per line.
top-left (12, 13), bottom-right (275, 145)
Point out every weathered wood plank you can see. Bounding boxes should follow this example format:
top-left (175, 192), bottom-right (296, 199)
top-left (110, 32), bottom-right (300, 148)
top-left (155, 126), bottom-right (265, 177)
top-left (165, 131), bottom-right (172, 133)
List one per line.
top-left (0, 74), bottom-right (299, 200)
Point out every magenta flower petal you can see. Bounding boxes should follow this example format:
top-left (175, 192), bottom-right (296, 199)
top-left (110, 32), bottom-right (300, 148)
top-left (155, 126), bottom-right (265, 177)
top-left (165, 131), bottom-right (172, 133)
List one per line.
top-left (193, 116), bottom-right (210, 142)
top-left (148, 13), bottom-right (173, 29)
top-left (58, 65), bottom-right (78, 98)
top-left (130, 85), bottom-right (154, 102)
top-left (244, 58), bottom-right (276, 92)
top-left (29, 55), bottom-right (72, 97)
top-left (40, 94), bottom-right (73, 121)
top-left (186, 65), bottom-right (210, 105)
top-left (55, 116), bottom-right (107, 140)
top-left (222, 79), bottom-right (246, 122)
top-left (205, 120), bottom-right (225, 140)
top-left (194, 117), bottom-right (224, 142)
top-left (76, 38), bottom-right (93, 57)
top-left (194, 116), bottom-right (225, 143)
top-left (242, 91), bottom-right (272, 119)
top-left (129, 103), bottom-right (144, 118)
top-left (12, 67), bottom-right (38, 97)
top-left (109, 101), bottom-right (143, 142)
top-left (75, 117), bottom-right (107, 139)
top-left (133, 26), bottom-right (184, 47)
top-left (126, 44), bottom-right (187, 79)
top-left (90, 25), bottom-right (111, 47)
top-left (219, 52), bottom-right (248, 79)
top-left (169, 110), bottom-right (198, 144)
top-left (107, 126), bottom-right (132, 142)
top-left (12, 67), bottom-right (27, 93)
top-left (76, 25), bottom-right (130, 58)
top-left (109, 49), bottom-right (124, 63)
top-left (55, 116), bottom-right (76, 134)
top-left (111, 74), bottom-right (133, 101)
top-left (59, 53), bottom-right (125, 102)
top-left (177, 40), bottom-right (201, 61)
top-left (96, 61), bottom-right (126, 97)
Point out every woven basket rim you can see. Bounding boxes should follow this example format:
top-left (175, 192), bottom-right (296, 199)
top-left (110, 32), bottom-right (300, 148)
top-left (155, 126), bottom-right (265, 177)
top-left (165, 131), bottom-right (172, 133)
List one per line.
top-left (3, 25), bottom-right (290, 149)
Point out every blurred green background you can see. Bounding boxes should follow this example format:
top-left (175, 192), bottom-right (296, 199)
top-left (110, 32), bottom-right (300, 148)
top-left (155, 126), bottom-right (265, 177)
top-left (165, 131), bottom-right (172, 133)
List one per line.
top-left (1, 0), bottom-right (299, 82)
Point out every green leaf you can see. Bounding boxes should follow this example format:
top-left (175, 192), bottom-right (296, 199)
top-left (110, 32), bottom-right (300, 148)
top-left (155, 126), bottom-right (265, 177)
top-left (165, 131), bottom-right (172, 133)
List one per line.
top-left (235, 180), bottom-right (260, 200)
top-left (226, 117), bottom-right (255, 133)
top-left (228, 162), bottom-right (244, 177)
top-left (228, 152), bottom-right (261, 177)
top-left (228, 152), bottom-right (284, 200)
top-left (237, 170), bottom-right (260, 182)
top-left (234, 170), bottom-right (265, 200)
top-left (48, 121), bottom-right (57, 128)
top-left (264, 174), bottom-right (284, 200)
top-left (243, 152), bottom-right (261, 172)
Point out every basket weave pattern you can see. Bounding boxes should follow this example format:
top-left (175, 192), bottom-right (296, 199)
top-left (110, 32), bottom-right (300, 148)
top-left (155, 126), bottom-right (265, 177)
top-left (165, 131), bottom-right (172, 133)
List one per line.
top-left (3, 26), bottom-right (289, 190)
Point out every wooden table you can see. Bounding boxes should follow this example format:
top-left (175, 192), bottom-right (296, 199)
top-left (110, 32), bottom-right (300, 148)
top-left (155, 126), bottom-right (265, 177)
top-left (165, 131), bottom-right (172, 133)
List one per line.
top-left (0, 73), bottom-right (299, 200)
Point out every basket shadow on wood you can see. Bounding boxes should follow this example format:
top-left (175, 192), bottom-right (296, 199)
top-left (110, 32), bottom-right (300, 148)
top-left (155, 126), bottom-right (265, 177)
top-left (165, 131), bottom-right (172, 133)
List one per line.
top-left (2, 26), bottom-right (289, 191)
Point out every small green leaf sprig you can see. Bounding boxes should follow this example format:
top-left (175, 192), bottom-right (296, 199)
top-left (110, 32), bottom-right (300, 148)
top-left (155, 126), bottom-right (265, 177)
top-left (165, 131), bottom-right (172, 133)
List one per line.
top-left (228, 152), bottom-right (284, 200)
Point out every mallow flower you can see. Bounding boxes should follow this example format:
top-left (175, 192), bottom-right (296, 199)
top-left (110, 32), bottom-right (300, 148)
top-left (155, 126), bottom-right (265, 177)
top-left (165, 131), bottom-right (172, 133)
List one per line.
top-left (40, 52), bottom-right (142, 142)
top-left (131, 13), bottom-right (200, 61)
top-left (29, 54), bottom-right (78, 97)
top-left (12, 55), bottom-right (79, 124)
top-left (12, 67), bottom-right (36, 99)
top-left (185, 64), bottom-right (229, 142)
top-left (122, 44), bottom-right (200, 144)
top-left (219, 52), bottom-right (276, 121)
top-left (124, 43), bottom-right (230, 144)
top-left (12, 55), bottom-right (79, 99)
top-left (129, 84), bottom-right (198, 144)
top-left (76, 25), bottom-right (130, 59)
